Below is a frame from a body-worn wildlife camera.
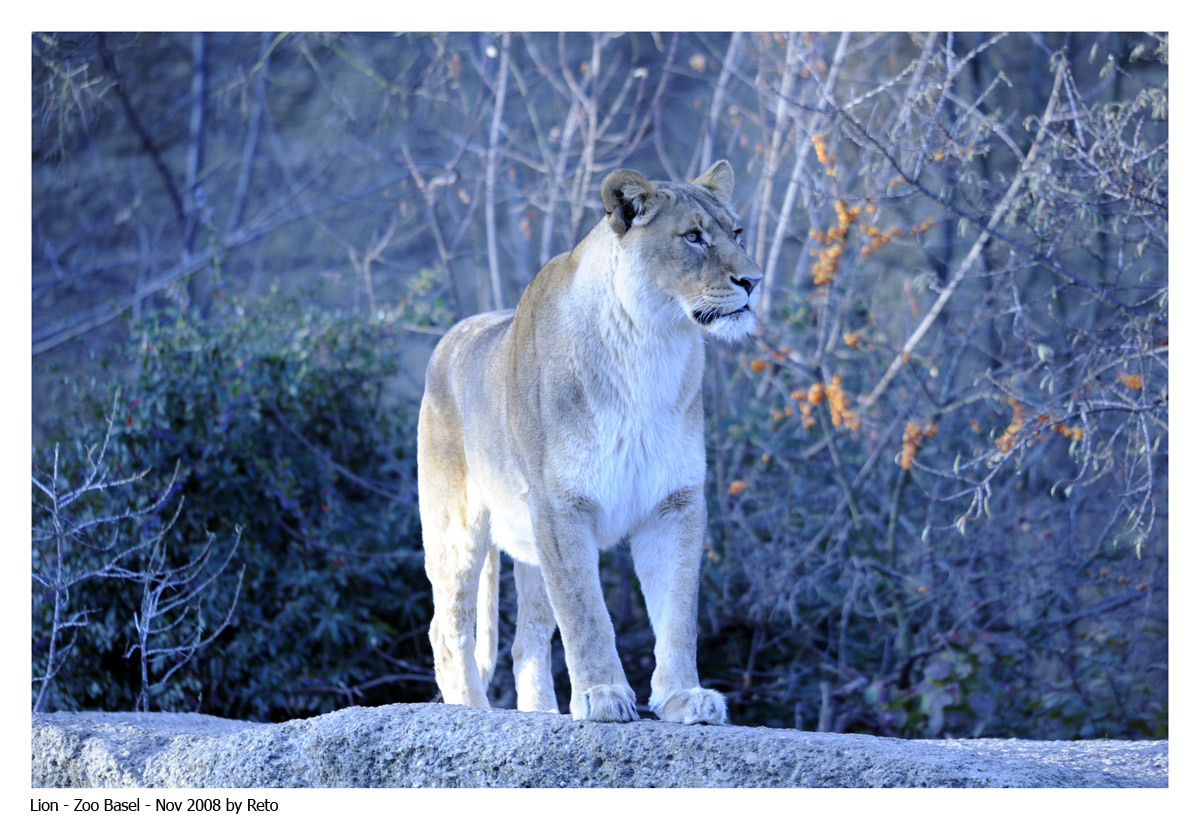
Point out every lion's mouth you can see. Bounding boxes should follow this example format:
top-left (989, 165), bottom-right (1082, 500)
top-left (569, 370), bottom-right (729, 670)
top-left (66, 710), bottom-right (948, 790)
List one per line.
top-left (692, 305), bottom-right (751, 326)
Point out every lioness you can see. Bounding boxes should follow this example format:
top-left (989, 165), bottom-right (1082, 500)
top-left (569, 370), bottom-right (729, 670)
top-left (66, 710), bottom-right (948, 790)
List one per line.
top-left (418, 160), bottom-right (762, 723)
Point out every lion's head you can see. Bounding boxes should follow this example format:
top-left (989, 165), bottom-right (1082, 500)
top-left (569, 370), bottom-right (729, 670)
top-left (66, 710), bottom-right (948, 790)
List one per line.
top-left (600, 160), bottom-right (763, 342)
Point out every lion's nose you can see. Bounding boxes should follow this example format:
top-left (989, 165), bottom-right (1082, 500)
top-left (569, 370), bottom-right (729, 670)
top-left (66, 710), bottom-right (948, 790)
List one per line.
top-left (731, 274), bottom-right (761, 295)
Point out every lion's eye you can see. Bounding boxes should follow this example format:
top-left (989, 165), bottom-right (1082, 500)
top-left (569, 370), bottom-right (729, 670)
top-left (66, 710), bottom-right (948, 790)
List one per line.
top-left (732, 227), bottom-right (746, 248)
top-left (684, 229), bottom-right (704, 245)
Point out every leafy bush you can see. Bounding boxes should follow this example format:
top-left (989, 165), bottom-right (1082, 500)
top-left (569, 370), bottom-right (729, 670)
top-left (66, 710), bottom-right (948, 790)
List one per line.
top-left (33, 295), bottom-right (431, 720)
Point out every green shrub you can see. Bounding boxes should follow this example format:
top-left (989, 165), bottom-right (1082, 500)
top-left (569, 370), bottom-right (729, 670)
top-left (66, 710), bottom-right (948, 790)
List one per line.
top-left (33, 295), bottom-right (431, 720)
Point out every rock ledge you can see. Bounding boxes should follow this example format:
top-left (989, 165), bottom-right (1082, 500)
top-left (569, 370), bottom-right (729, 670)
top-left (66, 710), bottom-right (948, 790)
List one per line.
top-left (32, 704), bottom-right (1167, 788)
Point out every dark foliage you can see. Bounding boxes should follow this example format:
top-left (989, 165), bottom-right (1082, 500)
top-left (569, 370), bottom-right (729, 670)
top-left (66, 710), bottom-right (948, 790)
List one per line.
top-left (33, 296), bottom-right (430, 720)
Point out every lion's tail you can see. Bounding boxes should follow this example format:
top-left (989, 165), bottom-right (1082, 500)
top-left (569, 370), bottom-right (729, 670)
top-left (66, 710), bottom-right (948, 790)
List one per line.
top-left (473, 544), bottom-right (500, 688)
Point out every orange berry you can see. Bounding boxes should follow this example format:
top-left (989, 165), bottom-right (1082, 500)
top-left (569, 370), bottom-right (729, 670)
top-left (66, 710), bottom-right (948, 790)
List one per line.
top-left (1118, 372), bottom-right (1144, 391)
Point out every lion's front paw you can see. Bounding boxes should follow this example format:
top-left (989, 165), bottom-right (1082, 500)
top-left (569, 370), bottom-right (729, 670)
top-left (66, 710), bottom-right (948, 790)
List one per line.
top-left (574, 684), bottom-right (639, 722)
top-left (653, 687), bottom-right (727, 725)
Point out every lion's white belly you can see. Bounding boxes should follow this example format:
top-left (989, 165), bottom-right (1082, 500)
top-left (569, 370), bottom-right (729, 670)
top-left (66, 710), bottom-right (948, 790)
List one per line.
top-left (462, 453), bottom-right (538, 564)
top-left (483, 488), bottom-right (536, 564)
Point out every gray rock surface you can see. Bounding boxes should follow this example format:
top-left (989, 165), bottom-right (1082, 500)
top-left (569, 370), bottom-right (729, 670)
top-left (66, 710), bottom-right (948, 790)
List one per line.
top-left (32, 703), bottom-right (1167, 788)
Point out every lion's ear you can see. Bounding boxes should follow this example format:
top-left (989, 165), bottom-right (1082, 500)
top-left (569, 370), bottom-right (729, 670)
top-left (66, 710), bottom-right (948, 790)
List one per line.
top-left (693, 159), bottom-right (735, 201)
top-left (602, 169), bottom-right (657, 236)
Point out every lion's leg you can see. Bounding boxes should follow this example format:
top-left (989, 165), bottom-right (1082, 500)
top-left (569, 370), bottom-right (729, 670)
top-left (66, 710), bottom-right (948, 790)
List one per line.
top-left (629, 486), bottom-right (727, 725)
top-left (424, 493), bottom-right (493, 708)
top-left (529, 497), bottom-right (638, 722)
top-left (418, 403), bottom-right (492, 709)
top-left (511, 560), bottom-right (560, 713)
top-left (423, 500), bottom-right (493, 707)
top-left (475, 544), bottom-right (500, 689)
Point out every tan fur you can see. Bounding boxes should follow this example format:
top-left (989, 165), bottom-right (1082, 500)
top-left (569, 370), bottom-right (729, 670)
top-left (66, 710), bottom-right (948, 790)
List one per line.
top-left (418, 160), bottom-right (762, 723)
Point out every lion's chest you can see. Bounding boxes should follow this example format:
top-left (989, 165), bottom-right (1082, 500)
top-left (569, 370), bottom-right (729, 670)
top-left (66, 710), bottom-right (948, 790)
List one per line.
top-left (489, 411), bottom-right (702, 564)
top-left (484, 347), bottom-right (704, 561)
top-left (575, 406), bottom-right (703, 546)
top-left (558, 332), bottom-right (704, 541)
